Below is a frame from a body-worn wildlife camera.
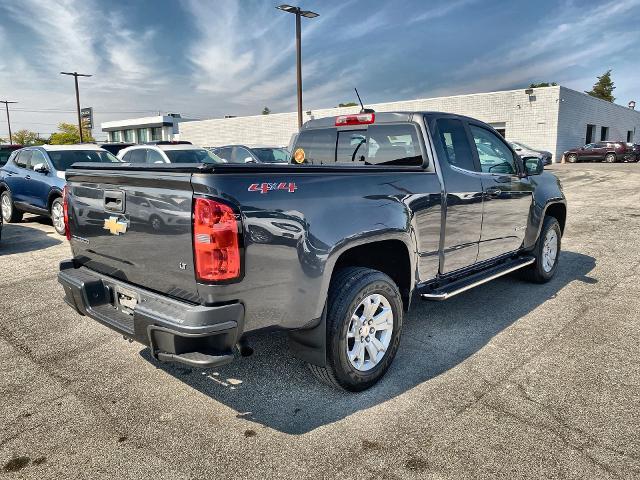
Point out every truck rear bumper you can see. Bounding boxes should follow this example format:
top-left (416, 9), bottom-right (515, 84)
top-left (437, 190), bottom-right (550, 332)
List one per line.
top-left (58, 260), bottom-right (243, 368)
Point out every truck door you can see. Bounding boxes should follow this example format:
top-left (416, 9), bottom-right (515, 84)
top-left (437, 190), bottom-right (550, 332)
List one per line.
top-left (468, 123), bottom-right (533, 262)
top-left (430, 116), bottom-right (484, 273)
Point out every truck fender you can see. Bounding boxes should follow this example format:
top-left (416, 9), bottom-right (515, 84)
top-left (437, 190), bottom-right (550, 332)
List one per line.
top-left (288, 232), bottom-right (416, 367)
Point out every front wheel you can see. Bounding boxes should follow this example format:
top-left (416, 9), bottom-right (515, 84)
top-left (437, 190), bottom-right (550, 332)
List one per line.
top-left (567, 154), bottom-right (578, 163)
top-left (1, 191), bottom-right (23, 223)
top-left (521, 216), bottom-right (561, 283)
top-left (51, 197), bottom-right (65, 235)
top-left (308, 267), bottom-right (403, 391)
top-left (604, 153), bottom-right (616, 163)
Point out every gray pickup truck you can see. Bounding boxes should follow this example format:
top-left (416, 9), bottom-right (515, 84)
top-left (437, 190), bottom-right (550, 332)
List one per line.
top-left (58, 111), bottom-right (566, 391)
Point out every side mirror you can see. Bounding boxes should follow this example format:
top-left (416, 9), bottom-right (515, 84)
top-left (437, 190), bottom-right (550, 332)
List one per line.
top-left (523, 156), bottom-right (544, 175)
top-left (244, 157), bottom-right (255, 163)
top-left (33, 163), bottom-right (49, 173)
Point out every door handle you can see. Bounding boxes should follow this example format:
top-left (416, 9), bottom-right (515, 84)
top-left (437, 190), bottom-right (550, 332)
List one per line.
top-left (486, 187), bottom-right (502, 197)
top-left (25, 175), bottom-right (31, 180)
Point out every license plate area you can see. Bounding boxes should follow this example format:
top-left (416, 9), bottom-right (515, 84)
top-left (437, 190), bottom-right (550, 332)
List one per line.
top-left (116, 287), bottom-right (138, 315)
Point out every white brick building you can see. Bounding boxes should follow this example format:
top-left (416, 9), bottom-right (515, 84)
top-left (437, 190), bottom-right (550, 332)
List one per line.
top-left (101, 114), bottom-right (195, 144)
top-left (179, 86), bottom-right (640, 163)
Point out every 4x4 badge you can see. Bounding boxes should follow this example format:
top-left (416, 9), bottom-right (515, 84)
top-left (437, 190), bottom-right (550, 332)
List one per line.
top-left (103, 216), bottom-right (128, 235)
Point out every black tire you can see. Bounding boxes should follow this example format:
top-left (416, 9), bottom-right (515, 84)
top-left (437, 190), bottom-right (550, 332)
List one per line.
top-left (604, 153), bottom-right (616, 163)
top-left (1, 191), bottom-right (23, 223)
top-left (566, 154), bottom-right (578, 163)
top-left (521, 216), bottom-right (561, 283)
top-left (308, 267), bottom-right (403, 391)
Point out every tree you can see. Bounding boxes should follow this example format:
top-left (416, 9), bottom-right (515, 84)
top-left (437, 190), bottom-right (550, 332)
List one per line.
top-left (585, 70), bottom-right (615, 102)
top-left (12, 129), bottom-right (47, 146)
top-left (49, 122), bottom-right (94, 145)
top-left (529, 82), bottom-right (558, 88)
top-left (262, 106), bottom-right (271, 115)
top-left (337, 102), bottom-right (358, 107)
top-left (0, 136), bottom-right (7, 144)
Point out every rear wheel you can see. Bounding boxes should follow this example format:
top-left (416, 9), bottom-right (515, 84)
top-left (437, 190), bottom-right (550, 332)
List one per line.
top-left (50, 197), bottom-right (65, 235)
top-left (1, 191), bottom-right (23, 223)
top-left (567, 154), bottom-right (578, 163)
top-left (521, 216), bottom-right (561, 283)
top-left (604, 153), bottom-right (616, 163)
top-left (308, 267), bottom-right (403, 391)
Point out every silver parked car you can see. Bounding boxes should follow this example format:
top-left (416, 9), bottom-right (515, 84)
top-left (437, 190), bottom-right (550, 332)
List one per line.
top-left (509, 141), bottom-right (553, 165)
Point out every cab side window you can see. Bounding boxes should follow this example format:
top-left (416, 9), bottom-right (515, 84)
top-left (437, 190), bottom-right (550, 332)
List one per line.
top-left (469, 125), bottom-right (516, 174)
top-left (435, 118), bottom-right (475, 171)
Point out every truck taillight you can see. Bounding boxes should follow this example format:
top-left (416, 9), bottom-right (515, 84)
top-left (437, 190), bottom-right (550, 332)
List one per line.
top-left (63, 185), bottom-right (71, 240)
top-left (335, 113), bottom-right (375, 126)
top-left (193, 197), bottom-right (240, 282)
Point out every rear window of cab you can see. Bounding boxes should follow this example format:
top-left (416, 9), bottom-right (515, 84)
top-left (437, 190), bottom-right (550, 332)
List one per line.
top-left (294, 124), bottom-right (423, 167)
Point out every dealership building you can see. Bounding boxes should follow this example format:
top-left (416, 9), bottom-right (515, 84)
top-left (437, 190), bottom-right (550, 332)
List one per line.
top-left (175, 86), bottom-right (639, 163)
top-left (101, 113), bottom-right (194, 144)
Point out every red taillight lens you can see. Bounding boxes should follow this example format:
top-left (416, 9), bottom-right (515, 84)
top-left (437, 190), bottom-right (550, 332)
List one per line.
top-left (335, 113), bottom-right (375, 126)
top-left (193, 197), bottom-right (240, 281)
top-left (63, 185), bottom-right (71, 240)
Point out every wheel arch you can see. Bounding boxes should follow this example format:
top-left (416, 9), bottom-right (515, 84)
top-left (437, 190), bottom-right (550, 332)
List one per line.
top-left (288, 234), bottom-right (416, 368)
top-left (545, 202), bottom-right (567, 235)
top-left (47, 188), bottom-right (63, 212)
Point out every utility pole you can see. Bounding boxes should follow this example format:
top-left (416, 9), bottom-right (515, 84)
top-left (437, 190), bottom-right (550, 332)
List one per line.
top-left (60, 71), bottom-right (92, 142)
top-left (0, 100), bottom-right (17, 144)
top-left (276, 5), bottom-right (319, 128)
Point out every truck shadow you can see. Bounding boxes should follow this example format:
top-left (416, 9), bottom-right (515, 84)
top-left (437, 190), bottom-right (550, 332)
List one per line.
top-left (0, 221), bottom-right (62, 255)
top-left (140, 250), bottom-right (596, 435)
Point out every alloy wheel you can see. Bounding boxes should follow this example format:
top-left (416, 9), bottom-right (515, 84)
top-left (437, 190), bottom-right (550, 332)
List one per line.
top-left (346, 293), bottom-right (394, 372)
top-left (1, 194), bottom-right (11, 221)
top-left (542, 228), bottom-right (558, 273)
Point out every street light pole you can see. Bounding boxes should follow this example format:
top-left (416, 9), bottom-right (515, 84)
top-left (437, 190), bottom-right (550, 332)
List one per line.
top-left (276, 4), bottom-right (319, 128)
top-left (0, 100), bottom-right (17, 144)
top-left (60, 71), bottom-right (92, 143)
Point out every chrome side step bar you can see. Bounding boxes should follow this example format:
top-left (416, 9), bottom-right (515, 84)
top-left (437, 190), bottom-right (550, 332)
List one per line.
top-left (421, 256), bottom-right (535, 301)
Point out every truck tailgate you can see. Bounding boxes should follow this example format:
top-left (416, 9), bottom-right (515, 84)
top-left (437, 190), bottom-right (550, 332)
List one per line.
top-left (66, 169), bottom-right (200, 303)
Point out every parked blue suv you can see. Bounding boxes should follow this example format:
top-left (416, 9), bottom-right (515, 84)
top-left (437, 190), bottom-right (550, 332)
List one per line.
top-left (0, 145), bottom-right (119, 235)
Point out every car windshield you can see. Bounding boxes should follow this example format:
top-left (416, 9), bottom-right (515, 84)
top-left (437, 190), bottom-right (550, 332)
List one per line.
top-left (47, 150), bottom-right (120, 171)
top-left (251, 147), bottom-right (290, 163)
top-left (163, 149), bottom-right (224, 164)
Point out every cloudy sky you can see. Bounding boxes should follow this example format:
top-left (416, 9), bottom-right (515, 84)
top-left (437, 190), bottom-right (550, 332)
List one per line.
top-left (1, 0), bottom-right (639, 140)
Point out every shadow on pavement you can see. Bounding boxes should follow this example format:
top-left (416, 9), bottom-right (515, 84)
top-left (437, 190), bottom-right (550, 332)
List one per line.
top-left (0, 221), bottom-right (62, 255)
top-left (141, 251), bottom-right (596, 434)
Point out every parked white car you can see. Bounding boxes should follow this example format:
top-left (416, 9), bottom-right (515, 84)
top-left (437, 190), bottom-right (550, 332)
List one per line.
top-left (117, 143), bottom-right (224, 164)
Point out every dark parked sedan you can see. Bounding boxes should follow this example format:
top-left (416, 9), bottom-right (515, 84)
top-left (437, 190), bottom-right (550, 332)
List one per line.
top-left (209, 145), bottom-right (289, 164)
top-left (564, 141), bottom-right (637, 163)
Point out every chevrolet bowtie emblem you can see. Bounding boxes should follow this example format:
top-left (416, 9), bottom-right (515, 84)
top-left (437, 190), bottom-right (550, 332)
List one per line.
top-left (103, 216), bottom-right (128, 235)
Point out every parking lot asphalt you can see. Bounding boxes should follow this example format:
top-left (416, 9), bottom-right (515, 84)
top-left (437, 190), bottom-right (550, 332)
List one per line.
top-left (1, 163), bottom-right (639, 479)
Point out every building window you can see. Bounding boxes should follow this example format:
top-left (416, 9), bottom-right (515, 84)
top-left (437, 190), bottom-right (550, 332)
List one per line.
top-left (151, 127), bottom-right (162, 141)
top-left (585, 124), bottom-right (595, 144)
top-left (137, 128), bottom-right (149, 143)
top-left (124, 129), bottom-right (134, 142)
top-left (600, 126), bottom-right (608, 141)
top-left (110, 131), bottom-right (122, 142)
top-left (627, 130), bottom-right (633, 142)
